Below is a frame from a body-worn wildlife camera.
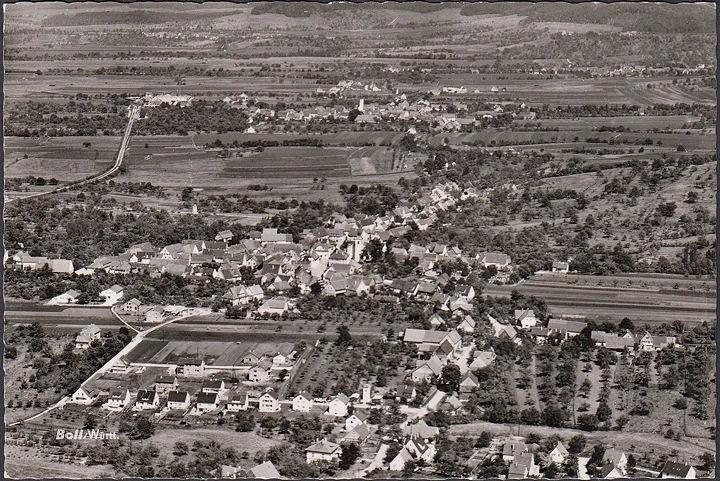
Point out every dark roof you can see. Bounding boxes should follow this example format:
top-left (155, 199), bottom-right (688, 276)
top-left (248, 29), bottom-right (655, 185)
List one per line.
top-left (136, 390), bottom-right (157, 403)
top-left (661, 461), bottom-right (694, 477)
top-left (196, 392), bottom-right (218, 404)
top-left (168, 391), bottom-right (189, 403)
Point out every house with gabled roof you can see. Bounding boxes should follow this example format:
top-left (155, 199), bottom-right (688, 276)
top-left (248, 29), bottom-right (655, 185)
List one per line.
top-left (306, 439), bottom-right (341, 463)
top-left (411, 355), bottom-right (444, 383)
top-left (75, 324), bottom-right (102, 349)
top-left (106, 388), bottom-right (131, 410)
top-left (660, 461), bottom-right (696, 479)
top-left (258, 391), bottom-right (280, 412)
top-left (327, 393), bottom-right (350, 417)
top-left (135, 390), bottom-right (160, 410)
top-left (548, 441), bottom-right (569, 464)
top-left (389, 448), bottom-right (414, 471)
top-left (70, 386), bottom-right (100, 405)
top-left (167, 390), bottom-right (191, 410)
top-left (226, 392), bottom-right (249, 412)
top-left (100, 285), bottom-right (124, 304)
top-left (547, 318), bottom-right (587, 339)
top-left (196, 392), bottom-right (220, 413)
top-left (154, 375), bottom-right (178, 393)
top-left (292, 392), bottom-right (313, 412)
top-left (515, 309), bottom-right (539, 329)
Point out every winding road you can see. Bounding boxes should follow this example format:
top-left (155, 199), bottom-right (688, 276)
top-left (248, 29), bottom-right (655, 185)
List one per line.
top-left (5, 104), bottom-right (140, 204)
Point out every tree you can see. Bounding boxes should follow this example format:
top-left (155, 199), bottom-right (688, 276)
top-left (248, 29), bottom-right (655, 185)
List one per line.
top-left (578, 378), bottom-right (592, 398)
top-left (544, 462), bottom-right (559, 478)
top-left (542, 405), bottom-right (566, 428)
top-left (173, 441), bottom-right (189, 456)
top-left (576, 414), bottom-right (599, 431)
top-left (335, 325), bottom-right (352, 347)
top-left (438, 363), bottom-right (461, 393)
top-left (339, 443), bottom-right (360, 470)
top-left (568, 434), bottom-right (587, 454)
top-left (657, 202), bottom-right (677, 217)
top-left (596, 401), bottom-right (612, 422)
top-left (618, 317), bottom-right (634, 331)
top-left (520, 407), bottom-right (541, 425)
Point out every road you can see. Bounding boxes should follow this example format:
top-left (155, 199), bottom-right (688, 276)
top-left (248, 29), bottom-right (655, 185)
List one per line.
top-left (4, 104), bottom-right (139, 204)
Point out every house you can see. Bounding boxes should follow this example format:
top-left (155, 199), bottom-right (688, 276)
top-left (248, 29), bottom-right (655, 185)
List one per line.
top-left (224, 286), bottom-right (252, 306)
top-left (469, 349), bottom-right (496, 370)
top-left (306, 439), bottom-right (342, 464)
top-left (202, 379), bottom-right (226, 395)
top-left (257, 297), bottom-right (290, 315)
top-left (261, 228), bottom-right (293, 244)
top-left (135, 390), bottom-right (160, 410)
top-left (49, 258), bottom-right (74, 274)
top-left (100, 285), bottom-right (124, 304)
top-left (327, 393), bottom-right (350, 417)
top-left (502, 439), bottom-right (528, 462)
top-left (428, 313), bottom-right (445, 328)
top-left (515, 309), bottom-right (539, 329)
top-left (459, 372), bottom-right (479, 394)
top-left (479, 251), bottom-right (511, 269)
top-left (345, 411), bottom-right (367, 431)
top-left (549, 441), bottom-right (570, 464)
top-left (342, 424), bottom-right (370, 444)
top-left (226, 392), bottom-right (249, 412)
top-left (196, 392), bottom-right (220, 412)
top-left (411, 355), bottom-right (443, 383)
top-left (292, 392), bottom-right (313, 412)
top-left (552, 261), bottom-right (570, 273)
top-left (248, 461), bottom-right (282, 479)
top-left (144, 306), bottom-right (165, 323)
top-left (546, 318), bottom-right (587, 339)
top-left (602, 448), bottom-right (627, 474)
top-left (53, 289), bottom-right (81, 305)
top-left (425, 387), bottom-right (446, 411)
top-left (70, 386), bottom-right (99, 405)
top-left (389, 448), bottom-right (414, 471)
top-left (403, 419), bottom-right (440, 441)
top-left (75, 324), bottom-right (102, 349)
top-left (121, 298), bottom-right (142, 314)
top-left (458, 315), bottom-right (476, 333)
top-left (176, 357), bottom-right (205, 377)
top-left (249, 365), bottom-right (271, 383)
top-left (396, 384), bottom-right (417, 403)
top-left (258, 392), bottom-right (280, 413)
top-left (406, 436), bottom-right (436, 462)
top-left (403, 328), bottom-right (462, 353)
top-left (215, 230), bottom-right (234, 242)
top-left (154, 375), bottom-right (178, 393)
top-left (660, 461), bottom-right (696, 479)
top-left (600, 463), bottom-right (624, 479)
top-left (508, 453), bottom-right (540, 479)
top-left (106, 389), bottom-right (131, 409)
top-left (167, 391), bottom-right (191, 410)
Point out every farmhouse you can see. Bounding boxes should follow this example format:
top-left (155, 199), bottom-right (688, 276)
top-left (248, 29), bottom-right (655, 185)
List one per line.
top-left (345, 411), bottom-right (367, 431)
top-left (121, 298), bottom-right (142, 314)
top-left (546, 318), bottom-right (587, 339)
top-left (305, 439), bottom-right (342, 464)
top-left (403, 328), bottom-right (461, 353)
top-left (515, 309), bottom-right (539, 328)
top-left (479, 251), bottom-right (512, 269)
top-left (257, 296), bottom-right (290, 315)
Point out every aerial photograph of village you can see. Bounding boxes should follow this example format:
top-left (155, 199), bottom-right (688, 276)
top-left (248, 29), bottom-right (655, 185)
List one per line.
top-left (2, 1), bottom-right (717, 479)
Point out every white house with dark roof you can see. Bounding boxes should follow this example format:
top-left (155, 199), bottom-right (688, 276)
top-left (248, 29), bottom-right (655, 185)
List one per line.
top-left (135, 390), bottom-right (160, 410)
top-left (226, 392), bottom-right (249, 412)
top-left (660, 461), bottom-right (696, 479)
top-left (70, 386), bottom-right (100, 405)
top-left (196, 392), bottom-right (220, 412)
top-left (105, 388), bottom-right (131, 410)
top-left (167, 390), bottom-right (191, 410)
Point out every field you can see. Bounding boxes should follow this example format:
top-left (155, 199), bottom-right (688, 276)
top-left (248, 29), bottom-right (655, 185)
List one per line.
top-left (125, 338), bottom-right (295, 366)
top-left (4, 136), bottom-right (119, 182)
top-left (485, 273), bottom-right (716, 325)
top-left (4, 444), bottom-right (116, 479)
